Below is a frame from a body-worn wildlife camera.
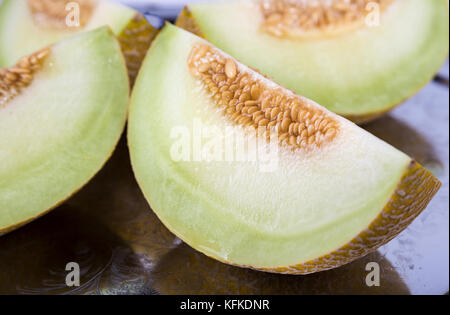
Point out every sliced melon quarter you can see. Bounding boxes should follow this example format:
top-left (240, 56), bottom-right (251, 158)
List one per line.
top-left (0, 27), bottom-right (129, 235)
top-left (128, 24), bottom-right (441, 274)
top-left (177, 0), bottom-right (449, 123)
top-left (0, 0), bottom-right (159, 83)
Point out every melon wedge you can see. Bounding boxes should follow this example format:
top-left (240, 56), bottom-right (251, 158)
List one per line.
top-left (177, 0), bottom-right (449, 123)
top-left (128, 24), bottom-right (441, 274)
top-left (0, 27), bottom-right (129, 235)
top-left (0, 0), bottom-right (158, 83)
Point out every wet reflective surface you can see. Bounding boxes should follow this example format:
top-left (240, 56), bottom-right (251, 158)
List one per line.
top-left (0, 77), bottom-right (448, 295)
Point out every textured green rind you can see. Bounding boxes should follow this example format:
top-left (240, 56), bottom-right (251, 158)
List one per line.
top-left (129, 25), bottom-right (441, 272)
top-left (0, 27), bottom-right (129, 234)
top-left (178, 0), bottom-right (449, 121)
top-left (117, 13), bottom-right (159, 85)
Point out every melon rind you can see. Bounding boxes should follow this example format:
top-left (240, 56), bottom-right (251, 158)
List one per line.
top-left (117, 12), bottom-right (159, 85)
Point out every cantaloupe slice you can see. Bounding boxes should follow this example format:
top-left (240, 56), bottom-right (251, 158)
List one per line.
top-left (128, 24), bottom-right (441, 274)
top-left (177, 0), bottom-right (449, 123)
top-left (0, 0), bottom-right (158, 83)
top-left (0, 27), bottom-right (129, 235)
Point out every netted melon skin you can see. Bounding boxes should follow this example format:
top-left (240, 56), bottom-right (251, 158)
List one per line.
top-left (176, 7), bottom-right (203, 37)
top-left (207, 162), bottom-right (440, 274)
top-left (118, 13), bottom-right (159, 85)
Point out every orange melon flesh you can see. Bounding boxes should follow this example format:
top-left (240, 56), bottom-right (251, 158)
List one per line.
top-left (128, 25), bottom-right (441, 273)
top-left (0, 27), bottom-right (129, 235)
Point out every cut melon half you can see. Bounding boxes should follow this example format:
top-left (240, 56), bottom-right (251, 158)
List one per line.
top-left (0, 0), bottom-right (159, 83)
top-left (0, 27), bottom-right (129, 235)
top-left (128, 24), bottom-right (441, 274)
top-left (177, 0), bottom-right (449, 123)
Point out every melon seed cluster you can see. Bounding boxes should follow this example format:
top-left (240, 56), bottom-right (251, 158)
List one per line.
top-left (0, 48), bottom-right (50, 108)
top-left (261, 0), bottom-right (392, 37)
top-left (28, 0), bottom-right (95, 29)
top-left (188, 44), bottom-right (339, 149)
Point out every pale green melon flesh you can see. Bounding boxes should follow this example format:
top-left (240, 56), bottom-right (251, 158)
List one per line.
top-left (128, 25), bottom-right (412, 268)
top-left (0, 0), bottom-right (135, 66)
top-left (186, 0), bottom-right (449, 117)
top-left (0, 27), bottom-right (129, 232)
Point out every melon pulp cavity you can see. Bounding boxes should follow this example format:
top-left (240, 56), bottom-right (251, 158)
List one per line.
top-left (0, 0), bottom-right (158, 84)
top-left (128, 24), bottom-right (441, 274)
top-left (177, 0), bottom-right (450, 123)
top-left (0, 27), bottom-right (129, 235)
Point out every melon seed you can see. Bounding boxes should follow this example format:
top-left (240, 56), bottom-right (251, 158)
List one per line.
top-left (187, 43), bottom-right (339, 149)
top-left (0, 47), bottom-right (50, 108)
top-left (261, 0), bottom-right (393, 38)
